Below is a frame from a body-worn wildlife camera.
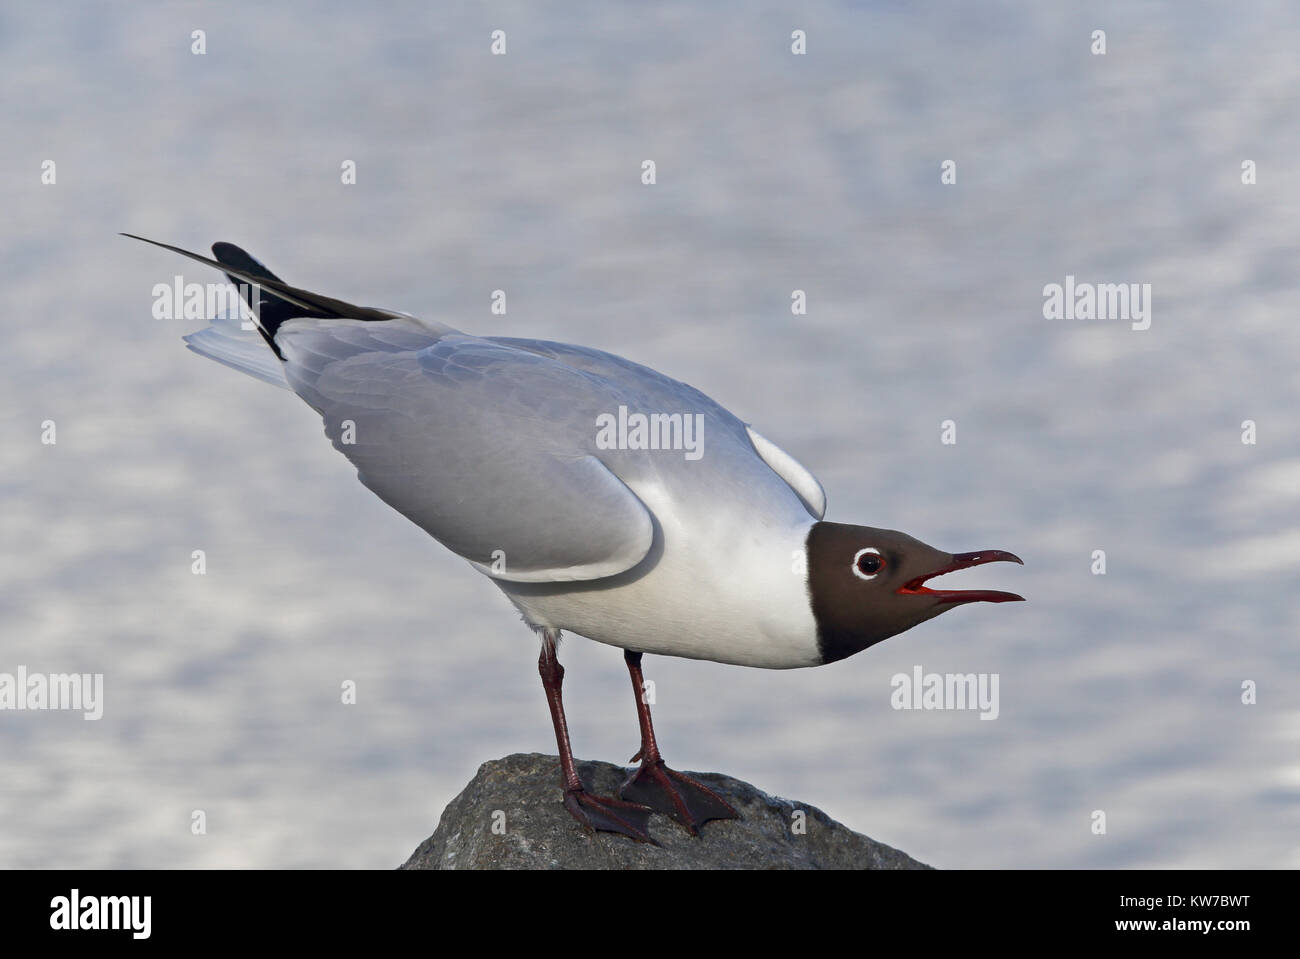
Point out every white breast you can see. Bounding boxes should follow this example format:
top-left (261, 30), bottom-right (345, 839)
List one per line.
top-left (497, 476), bottom-right (822, 669)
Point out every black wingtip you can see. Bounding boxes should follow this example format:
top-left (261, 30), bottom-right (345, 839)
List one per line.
top-left (123, 232), bottom-right (397, 336)
top-left (210, 242), bottom-right (284, 284)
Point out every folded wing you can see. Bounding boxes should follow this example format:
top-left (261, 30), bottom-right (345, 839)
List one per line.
top-left (278, 320), bottom-right (655, 582)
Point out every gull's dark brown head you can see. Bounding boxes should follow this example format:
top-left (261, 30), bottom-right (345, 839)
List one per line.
top-left (805, 521), bottom-right (1024, 664)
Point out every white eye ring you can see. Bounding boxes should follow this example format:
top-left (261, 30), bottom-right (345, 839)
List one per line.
top-left (851, 547), bottom-right (884, 581)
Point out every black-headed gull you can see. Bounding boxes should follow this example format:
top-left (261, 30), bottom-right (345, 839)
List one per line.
top-left (125, 234), bottom-right (1024, 843)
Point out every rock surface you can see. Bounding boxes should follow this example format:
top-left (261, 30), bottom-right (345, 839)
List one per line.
top-left (401, 752), bottom-right (931, 870)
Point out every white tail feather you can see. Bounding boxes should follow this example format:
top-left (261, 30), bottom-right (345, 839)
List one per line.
top-left (183, 313), bottom-right (288, 389)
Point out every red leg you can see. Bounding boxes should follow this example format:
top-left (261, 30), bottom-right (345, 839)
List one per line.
top-left (537, 630), bottom-right (654, 842)
top-left (618, 649), bottom-right (739, 834)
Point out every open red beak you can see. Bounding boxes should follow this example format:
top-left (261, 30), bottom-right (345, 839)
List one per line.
top-left (897, 550), bottom-right (1025, 605)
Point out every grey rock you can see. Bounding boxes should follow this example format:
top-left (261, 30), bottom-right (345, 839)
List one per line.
top-left (400, 752), bottom-right (932, 870)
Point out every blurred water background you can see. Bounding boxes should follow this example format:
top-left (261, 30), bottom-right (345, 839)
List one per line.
top-left (2, 1), bottom-right (1297, 867)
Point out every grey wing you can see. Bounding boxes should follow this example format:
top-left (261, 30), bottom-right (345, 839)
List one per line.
top-left (276, 319), bottom-right (654, 582)
top-left (487, 337), bottom-right (752, 443)
top-left (489, 337), bottom-right (827, 518)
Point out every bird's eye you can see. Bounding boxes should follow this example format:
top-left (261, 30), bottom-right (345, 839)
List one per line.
top-left (852, 547), bottom-right (886, 580)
